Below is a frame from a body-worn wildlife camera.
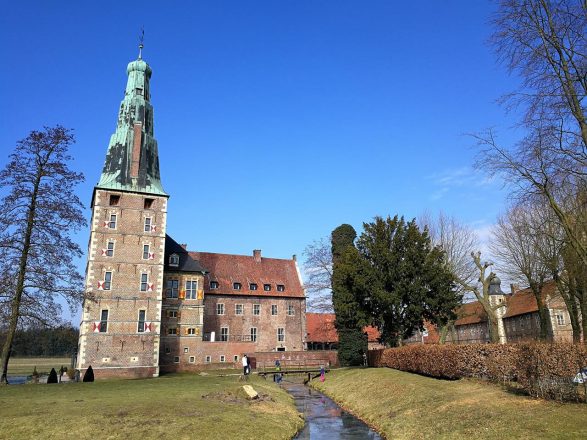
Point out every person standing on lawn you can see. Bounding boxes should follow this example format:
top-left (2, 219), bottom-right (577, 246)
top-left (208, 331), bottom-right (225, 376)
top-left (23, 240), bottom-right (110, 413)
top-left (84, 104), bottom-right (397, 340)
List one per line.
top-left (242, 354), bottom-right (248, 376)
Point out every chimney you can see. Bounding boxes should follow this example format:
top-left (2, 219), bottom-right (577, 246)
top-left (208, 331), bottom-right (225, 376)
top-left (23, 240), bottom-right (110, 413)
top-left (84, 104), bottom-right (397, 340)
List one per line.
top-left (253, 249), bottom-right (261, 262)
top-left (510, 283), bottom-right (519, 294)
top-left (292, 254), bottom-right (297, 261)
top-left (180, 243), bottom-right (188, 250)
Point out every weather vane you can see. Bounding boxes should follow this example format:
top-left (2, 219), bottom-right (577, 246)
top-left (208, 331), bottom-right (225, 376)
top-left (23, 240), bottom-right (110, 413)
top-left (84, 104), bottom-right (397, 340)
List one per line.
top-left (138, 27), bottom-right (145, 59)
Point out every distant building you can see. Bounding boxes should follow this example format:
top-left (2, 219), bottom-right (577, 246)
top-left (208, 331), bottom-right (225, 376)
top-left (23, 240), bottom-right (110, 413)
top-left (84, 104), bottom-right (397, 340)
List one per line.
top-left (445, 280), bottom-right (573, 344)
top-left (77, 50), bottom-right (306, 379)
top-left (305, 313), bottom-right (384, 350)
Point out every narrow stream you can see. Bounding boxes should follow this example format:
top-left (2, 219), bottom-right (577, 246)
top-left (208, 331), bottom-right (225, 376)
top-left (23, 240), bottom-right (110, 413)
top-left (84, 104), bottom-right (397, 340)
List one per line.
top-left (282, 381), bottom-right (381, 439)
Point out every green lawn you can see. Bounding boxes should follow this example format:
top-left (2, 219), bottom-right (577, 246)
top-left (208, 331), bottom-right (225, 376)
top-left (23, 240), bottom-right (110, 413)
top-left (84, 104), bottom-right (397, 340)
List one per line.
top-left (6, 357), bottom-right (71, 376)
top-left (312, 367), bottom-right (587, 440)
top-left (0, 374), bottom-right (303, 440)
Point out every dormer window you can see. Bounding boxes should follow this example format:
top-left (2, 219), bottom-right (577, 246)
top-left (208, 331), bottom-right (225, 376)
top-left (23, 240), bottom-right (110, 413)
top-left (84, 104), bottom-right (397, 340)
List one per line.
top-left (277, 285), bottom-right (285, 292)
top-left (233, 282), bottom-right (242, 290)
top-left (210, 281), bottom-right (219, 289)
top-left (250, 283), bottom-right (258, 291)
top-left (169, 254), bottom-right (179, 267)
top-left (264, 284), bottom-right (271, 291)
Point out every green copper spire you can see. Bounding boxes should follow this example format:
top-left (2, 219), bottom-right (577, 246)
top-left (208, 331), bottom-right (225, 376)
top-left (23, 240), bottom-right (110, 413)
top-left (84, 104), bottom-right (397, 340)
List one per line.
top-left (97, 47), bottom-right (167, 196)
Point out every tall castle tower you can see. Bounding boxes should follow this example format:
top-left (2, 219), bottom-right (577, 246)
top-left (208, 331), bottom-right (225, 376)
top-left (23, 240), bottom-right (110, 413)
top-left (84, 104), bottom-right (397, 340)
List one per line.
top-left (77, 47), bottom-right (168, 378)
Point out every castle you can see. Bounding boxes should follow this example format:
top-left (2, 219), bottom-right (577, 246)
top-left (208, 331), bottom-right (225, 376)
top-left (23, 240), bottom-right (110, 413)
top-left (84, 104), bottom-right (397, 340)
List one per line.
top-left (76, 49), bottom-right (307, 378)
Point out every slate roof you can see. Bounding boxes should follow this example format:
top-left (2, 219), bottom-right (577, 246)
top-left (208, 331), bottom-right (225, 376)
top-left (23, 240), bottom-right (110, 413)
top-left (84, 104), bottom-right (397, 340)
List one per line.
top-left (164, 235), bottom-right (207, 273)
top-left (305, 313), bottom-right (381, 343)
top-left (189, 250), bottom-right (305, 298)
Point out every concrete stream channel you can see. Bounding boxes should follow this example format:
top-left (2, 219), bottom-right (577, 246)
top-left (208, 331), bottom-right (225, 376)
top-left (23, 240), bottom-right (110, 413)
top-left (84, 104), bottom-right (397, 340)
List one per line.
top-left (280, 378), bottom-right (381, 439)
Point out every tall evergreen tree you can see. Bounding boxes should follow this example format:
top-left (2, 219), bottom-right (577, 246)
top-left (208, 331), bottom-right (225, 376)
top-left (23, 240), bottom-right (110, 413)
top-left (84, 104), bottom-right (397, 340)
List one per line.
top-left (331, 225), bottom-right (368, 365)
top-left (357, 216), bottom-right (459, 347)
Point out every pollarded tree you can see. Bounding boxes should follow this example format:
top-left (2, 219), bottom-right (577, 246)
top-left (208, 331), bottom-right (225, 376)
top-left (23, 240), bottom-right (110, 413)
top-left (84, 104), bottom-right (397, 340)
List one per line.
top-left (356, 216), bottom-right (459, 347)
top-left (0, 126), bottom-right (86, 385)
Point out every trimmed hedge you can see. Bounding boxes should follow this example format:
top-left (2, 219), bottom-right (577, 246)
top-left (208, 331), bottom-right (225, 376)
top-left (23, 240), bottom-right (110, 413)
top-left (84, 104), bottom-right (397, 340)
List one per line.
top-left (370, 343), bottom-right (587, 401)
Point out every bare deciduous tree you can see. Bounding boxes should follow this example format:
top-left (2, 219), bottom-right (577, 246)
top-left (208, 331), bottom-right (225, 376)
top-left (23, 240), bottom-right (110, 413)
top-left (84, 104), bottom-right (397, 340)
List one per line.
top-left (491, 203), bottom-right (552, 339)
top-left (0, 126), bottom-right (86, 384)
top-left (302, 238), bottom-right (334, 312)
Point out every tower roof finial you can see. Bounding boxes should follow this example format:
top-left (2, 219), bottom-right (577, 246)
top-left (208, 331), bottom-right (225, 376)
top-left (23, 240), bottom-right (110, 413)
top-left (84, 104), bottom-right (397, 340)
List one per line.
top-left (138, 27), bottom-right (145, 60)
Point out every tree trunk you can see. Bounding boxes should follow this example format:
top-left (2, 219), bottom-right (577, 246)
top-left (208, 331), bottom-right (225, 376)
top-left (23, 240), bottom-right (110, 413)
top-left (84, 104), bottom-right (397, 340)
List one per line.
top-left (532, 285), bottom-right (551, 341)
top-left (488, 316), bottom-right (500, 343)
top-left (555, 276), bottom-right (582, 343)
top-left (0, 172), bottom-right (41, 385)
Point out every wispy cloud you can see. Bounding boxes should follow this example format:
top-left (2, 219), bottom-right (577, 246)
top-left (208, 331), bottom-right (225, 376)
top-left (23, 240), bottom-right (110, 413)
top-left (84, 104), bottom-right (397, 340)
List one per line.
top-left (426, 167), bottom-right (496, 201)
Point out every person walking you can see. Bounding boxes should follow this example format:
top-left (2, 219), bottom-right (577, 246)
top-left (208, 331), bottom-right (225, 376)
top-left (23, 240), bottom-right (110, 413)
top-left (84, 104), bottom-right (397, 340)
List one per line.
top-left (242, 354), bottom-right (248, 376)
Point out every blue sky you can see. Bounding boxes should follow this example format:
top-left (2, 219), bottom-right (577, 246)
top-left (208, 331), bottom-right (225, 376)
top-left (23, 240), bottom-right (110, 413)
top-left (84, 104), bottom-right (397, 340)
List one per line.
top-left (0, 1), bottom-right (520, 322)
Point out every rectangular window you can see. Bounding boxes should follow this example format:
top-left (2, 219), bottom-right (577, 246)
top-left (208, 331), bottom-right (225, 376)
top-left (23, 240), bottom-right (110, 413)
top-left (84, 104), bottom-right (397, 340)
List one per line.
top-left (140, 273), bottom-right (149, 292)
top-left (168, 328), bottom-right (177, 335)
top-left (173, 356), bottom-right (180, 363)
top-left (109, 195), bottom-right (120, 206)
top-left (220, 327), bottom-right (229, 342)
top-left (277, 328), bottom-right (285, 342)
top-left (144, 198), bottom-right (154, 209)
top-left (277, 284), bottom-right (285, 292)
top-left (189, 356), bottom-right (195, 363)
top-left (103, 272), bottom-right (112, 290)
top-left (250, 283), bottom-right (258, 291)
top-left (144, 217), bottom-right (152, 232)
top-left (106, 241), bottom-right (114, 257)
top-left (187, 327), bottom-right (196, 335)
top-left (253, 304), bottom-right (260, 316)
top-left (234, 355), bottom-right (239, 362)
top-left (264, 284), bottom-right (271, 291)
top-left (166, 279), bottom-right (179, 298)
top-left (165, 346), bottom-right (171, 354)
top-left (185, 280), bottom-right (197, 299)
top-left (217, 303), bottom-right (225, 315)
top-left (108, 214), bottom-right (117, 229)
top-left (210, 281), bottom-right (219, 289)
top-left (100, 310), bottom-right (108, 333)
top-left (271, 305), bottom-right (278, 316)
top-left (205, 355), bottom-right (211, 363)
top-left (220, 355), bottom-right (226, 363)
top-left (235, 304), bottom-right (243, 315)
top-left (184, 347), bottom-right (189, 353)
top-left (137, 310), bottom-right (146, 333)
top-left (250, 327), bottom-right (257, 342)
top-left (233, 282), bottom-right (242, 290)
top-left (287, 304), bottom-right (295, 316)
top-left (556, 314), bottom-right (565, 326)
top-left (143, 244), bottom-right (150, 260)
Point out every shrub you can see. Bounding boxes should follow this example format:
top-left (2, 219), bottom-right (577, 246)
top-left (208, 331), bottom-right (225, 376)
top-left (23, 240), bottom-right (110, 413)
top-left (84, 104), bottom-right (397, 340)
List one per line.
top-left (338, 328), bottom-right (368, 366)
top-left (47, 368), bottom-right (58, 384)
top-left (83, 365), bottom-right (94, 382)
top-left (373, 342), bottom-right (587, 402)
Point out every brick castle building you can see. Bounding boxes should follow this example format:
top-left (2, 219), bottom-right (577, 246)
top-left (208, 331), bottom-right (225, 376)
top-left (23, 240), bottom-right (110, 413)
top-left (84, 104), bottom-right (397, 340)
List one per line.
top-left (76, 50), bottom-right (306, 379)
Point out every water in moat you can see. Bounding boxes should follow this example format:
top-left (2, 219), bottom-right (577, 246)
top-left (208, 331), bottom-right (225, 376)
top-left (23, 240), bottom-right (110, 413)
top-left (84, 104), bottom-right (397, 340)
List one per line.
top-left (282, 380), bottom-right (382, 440)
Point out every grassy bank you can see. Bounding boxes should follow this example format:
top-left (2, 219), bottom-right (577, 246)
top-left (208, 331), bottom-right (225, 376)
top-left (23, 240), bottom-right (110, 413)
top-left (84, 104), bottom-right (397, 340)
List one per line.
top-left (312, 368), bottom-right (587, 439)
top-left (6, 357), bottom-right (71, 376)
top-left (0, 374), bottom-right (303, 440)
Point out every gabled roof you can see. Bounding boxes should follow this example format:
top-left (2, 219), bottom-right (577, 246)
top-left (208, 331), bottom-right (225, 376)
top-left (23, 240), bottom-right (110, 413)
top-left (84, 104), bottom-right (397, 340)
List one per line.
top-left (455, 301), bottom-right (488, 326)
top-left (164, 235), bottom-right (206, 273)
top-left (189, 250), bottom-right (304, 298)
top-left (503, 281), bottom-right (557, 319)
top-left (305, 313), bottom-right (381, 343)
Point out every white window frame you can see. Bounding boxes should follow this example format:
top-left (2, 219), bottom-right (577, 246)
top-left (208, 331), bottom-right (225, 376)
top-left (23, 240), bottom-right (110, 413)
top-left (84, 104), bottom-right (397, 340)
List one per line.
top-left (166, 279), bottom-right (179, 298)
top-left (173, 356), bottom-right (180, 364)
top-left (137, 309), bottom-right (146, 333)
top-left (220, 355), bottom-right (226, 363)
top-left (100, 309), bottom-right (109, 333)
top-left (189, 356), bottom-right (195, 363)
top-left (185, 279), bottom-right (197, 299)
top-left (556, 314), bottom-right (565, 326)
top-left (205, 355), bottom-right (211, 363)
top-left (287, 304), bottom-right (295, 316)
top-left (277, 327), bottom-right (285, 342)
top-left (103, 271), bottom-right (112, 291)
top-left (140, 273), bottom-right (149, 292)
top-left (250, 327), bottom-right (257, 342)
top-left (217, 303), bottom-right (225, 315)
top-left (220, 327), bottom-right (229, 342)
top-left (142, 244), bottom-right (150, 260)
top-left (108, 214), bottom-right (117, 229)
top-left (144, 217), bottom-right (152, 232)
top-left (271, 304), bottom-right (278, 316)
top-left (253, 304), bottom-right (260, 316)
top-left (235, 304), bottom-right (244, 315)
top-left (106, 241), bottom-right (114, 257)
top-left (169, 254), bottom-right (180, 267)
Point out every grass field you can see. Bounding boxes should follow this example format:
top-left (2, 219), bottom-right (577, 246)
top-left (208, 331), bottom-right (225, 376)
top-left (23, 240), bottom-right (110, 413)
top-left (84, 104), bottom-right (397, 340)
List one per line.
top-left (6, 357), bottom-right (72, 376)
top-left (312, 367), bottom-right (587, 439)
top-left (0, 373), bottom-right (303, 440)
